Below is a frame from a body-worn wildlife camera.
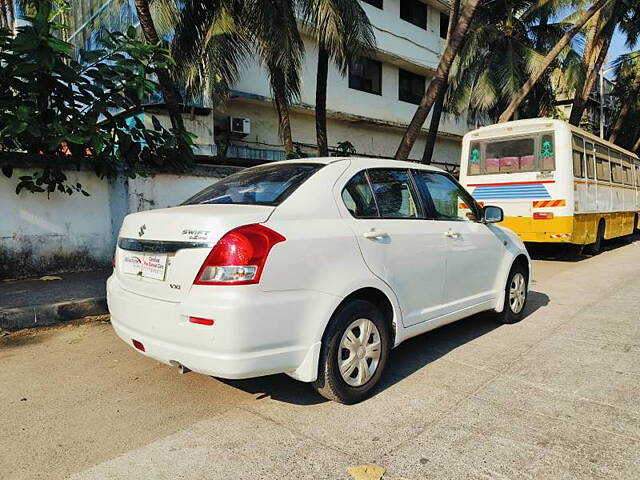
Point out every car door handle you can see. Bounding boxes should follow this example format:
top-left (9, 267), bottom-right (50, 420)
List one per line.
top-left (445, 230), bottom-right (461, 238)
top-left (363, 230), bottom-right (389, 240)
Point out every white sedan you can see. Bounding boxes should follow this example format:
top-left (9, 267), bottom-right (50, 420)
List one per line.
top-left (107, 158), bottom-right (530, 404)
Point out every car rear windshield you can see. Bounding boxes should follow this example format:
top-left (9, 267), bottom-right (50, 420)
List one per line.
top-left (182, 163), bottom-right (323, 206)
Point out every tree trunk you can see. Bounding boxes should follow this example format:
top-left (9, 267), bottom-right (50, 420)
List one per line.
top-left (421, 0), bottom-right (460, 164)
top-left (421, 91), bottom-right (446, 164)
top-left (315, 44), bottom-right (329, 157)
top-left (498, 0), bottom-right (609, 124)
top-left (633, 135), bottom-right (640, 154)
top-left (395, 0), bottom-right (479, 160)
top-left (270, 67), bottom-right (295, 158)
top-left (133, 0), bottom-right (185, 131)
top-left (569, 9), bottom-right (618, 126)
top-left (569, 11), bottom-right (602, 126)
top-left (609, 74), bottom-right (640, 144)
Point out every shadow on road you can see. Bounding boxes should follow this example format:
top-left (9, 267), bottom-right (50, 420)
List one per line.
top-left (527, 234), bottom-right (638, 262)
top-left (219, 290), bottom-right (550, 405)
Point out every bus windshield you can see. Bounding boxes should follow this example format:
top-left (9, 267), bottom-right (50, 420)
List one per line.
top-left (468, 132), bottom-right (555, 175)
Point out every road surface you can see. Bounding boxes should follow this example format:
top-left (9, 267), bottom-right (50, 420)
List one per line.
top-left (1, 240), bottom-right (639, 479)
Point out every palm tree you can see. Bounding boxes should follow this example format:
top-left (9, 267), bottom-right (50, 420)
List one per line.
top-left (497, 0), bottom-right (610, 123)
top-left (299, 0), bottom-right (375, 156)
top-left (172, 0), bottom-right (304, 158)
top-left (395, 0), bottom-right (481, 161)
top-left (569, 0), bottom-right (625, 126)
top-left (443, 0), bottom-right (573, 136)
top-left (608, 51), bottom-right (640, 145)
top-left (421, 0), bottom-right (460, 164)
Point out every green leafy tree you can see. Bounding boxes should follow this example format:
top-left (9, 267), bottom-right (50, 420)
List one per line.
top-left (299, 0), bottom-right (375, 157)
top-left (0, 1), bottom-right (194, 195)
top-left (498, 0), bottom-right (609, 123)
top-left (608, 51), bottom-right (640, 149)
top-left (445, 0), bottom-right (577, 125)
top-left (173, 0), bottom-right (304, 158)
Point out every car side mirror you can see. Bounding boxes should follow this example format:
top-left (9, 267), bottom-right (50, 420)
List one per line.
top-left (482, 205), bottom-right (503, 224)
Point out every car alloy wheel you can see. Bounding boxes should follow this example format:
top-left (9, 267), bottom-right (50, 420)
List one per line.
top-left (509, 272), bottom-right (526, 314)
top-left (338, 318), bottom-right (382, 387)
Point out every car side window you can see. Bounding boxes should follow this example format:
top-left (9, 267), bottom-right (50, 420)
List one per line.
top-left (342, 171), bottom-right (379, 218)
top-left (367, 169), bottom-right (419, 218)
top-left (413, 171), bottom-right (479, 221)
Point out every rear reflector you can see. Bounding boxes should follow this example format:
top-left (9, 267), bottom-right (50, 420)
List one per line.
top-left (533, 212), bottom-right (554, 220)
top-left (189, 316), bottom-right (215, 326)
top-left (132, 339), bottom-right (145, 352)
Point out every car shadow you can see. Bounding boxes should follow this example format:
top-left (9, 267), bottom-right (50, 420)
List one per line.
top-left (217, 290), bottom-right (550, 406)
top-left (527, 234), bottom-right (638, 262)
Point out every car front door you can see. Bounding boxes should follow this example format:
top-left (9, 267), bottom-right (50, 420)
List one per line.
top-left (339, 168), bottom-right (447, 327)
top-left (412, 170), bottom-right (504, 312)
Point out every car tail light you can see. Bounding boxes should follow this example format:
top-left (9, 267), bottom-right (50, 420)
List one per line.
top-left (533, 212), bottom-right (554, 220)
top-left (189, 316), bottom-right (215, 326)
top-left (194, 224), bottom-right (285, 285)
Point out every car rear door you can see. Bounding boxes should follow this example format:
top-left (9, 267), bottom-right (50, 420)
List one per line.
top-left (339, 168), bottom-right (447, 327)
top-left (412, 170), bottom-right (504, 311)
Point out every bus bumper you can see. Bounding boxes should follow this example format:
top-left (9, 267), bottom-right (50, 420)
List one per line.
top-left (500, 213), bottom-right (637, 244)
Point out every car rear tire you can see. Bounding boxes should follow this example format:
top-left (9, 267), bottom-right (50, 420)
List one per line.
top-left (496, 263), bottom-right (528, 324)
top-left (312, 299), bottom-right (390, 404)
top-left (584, 219), bottom-right (605, 255)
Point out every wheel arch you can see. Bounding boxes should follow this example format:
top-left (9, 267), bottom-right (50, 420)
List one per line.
top-left (325, 287), bottom-right (398, 347)
top-left (495, 252), bottom-right (531, 313)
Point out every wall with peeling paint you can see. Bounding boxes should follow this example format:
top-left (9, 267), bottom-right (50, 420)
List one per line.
top-left (0, 166), bottom-right (236, 279)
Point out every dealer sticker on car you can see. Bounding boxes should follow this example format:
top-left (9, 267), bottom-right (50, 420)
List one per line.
top-left (121, 252), bottom-right (167, 280)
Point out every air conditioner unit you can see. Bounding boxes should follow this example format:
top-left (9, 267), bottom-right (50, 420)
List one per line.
top-left (230, 117), bottom-right (251, 135)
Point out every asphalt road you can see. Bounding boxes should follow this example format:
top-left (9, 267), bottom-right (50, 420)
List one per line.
top-left (1, 239), bottom-right (639, 480)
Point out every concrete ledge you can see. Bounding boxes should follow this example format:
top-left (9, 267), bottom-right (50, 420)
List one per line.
top-left (0, 297), bottom-right (108, 331)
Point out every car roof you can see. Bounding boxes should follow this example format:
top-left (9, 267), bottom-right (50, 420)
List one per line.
top-left (266, 157), bottom-right (446, 173)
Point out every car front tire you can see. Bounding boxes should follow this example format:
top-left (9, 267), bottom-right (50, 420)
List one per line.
top-left (312, 299), bottom-right (390, 404)
top-left (496, 263), bottom-right (528, 324)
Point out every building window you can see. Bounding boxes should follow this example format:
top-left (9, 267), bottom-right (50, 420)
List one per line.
top-left (361, 0), bottom-right (383, 8)
top-left (349, 57), bottom-right (382, 95)
top-left (439, 12), bottom-right (449, 38)
top-left (398, 69), bottom-right (425, 105)
top-left (400, 0), bottom-right (427, 30)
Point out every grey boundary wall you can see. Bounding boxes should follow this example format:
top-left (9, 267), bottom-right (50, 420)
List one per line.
top-left (0, 153), bottom-right (241, 279)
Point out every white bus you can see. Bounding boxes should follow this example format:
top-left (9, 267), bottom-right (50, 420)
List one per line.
top-left (460, 118), bottom-right (640, 253)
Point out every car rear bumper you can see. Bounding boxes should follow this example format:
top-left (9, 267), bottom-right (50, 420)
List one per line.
top-left (106, 275), bottom-right (337, 382)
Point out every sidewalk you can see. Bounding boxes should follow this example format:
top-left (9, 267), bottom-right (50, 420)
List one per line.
top-left (0, 269), bottom-right (111, 331)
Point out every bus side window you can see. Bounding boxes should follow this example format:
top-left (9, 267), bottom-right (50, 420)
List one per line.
top-left (572, 150), bottom-right (584, 178)
top-left (585, 142), bottom-right (595, 179)
top-left (636, 166), bottom-right (640, 187)
top-left (595, 145), bottom-right (610, 182)
top-left (571, 135), bottom-right (584, 178)
top-left (622, 156), bottom-right (633, 185)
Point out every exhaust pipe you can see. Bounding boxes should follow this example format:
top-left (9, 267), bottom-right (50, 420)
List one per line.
top-left (169, 360), bottom-right (191, 375)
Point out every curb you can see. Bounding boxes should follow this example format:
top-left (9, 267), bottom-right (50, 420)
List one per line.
top-left (0, 297), bottom-right (108, 331)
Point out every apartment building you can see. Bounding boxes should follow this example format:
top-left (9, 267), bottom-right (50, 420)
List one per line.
top-left (66, 0), bottom-right (465, 168)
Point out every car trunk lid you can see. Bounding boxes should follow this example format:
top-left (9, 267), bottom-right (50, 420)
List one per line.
top-left (115, 204), bottom-right (275, 301)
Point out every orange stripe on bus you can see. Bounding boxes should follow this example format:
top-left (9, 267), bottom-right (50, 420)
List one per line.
top-left (532, 200), bottom-right (566, 208)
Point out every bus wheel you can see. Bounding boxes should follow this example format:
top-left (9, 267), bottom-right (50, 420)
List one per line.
top-left (585, 219), bottom-right (605, 255)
